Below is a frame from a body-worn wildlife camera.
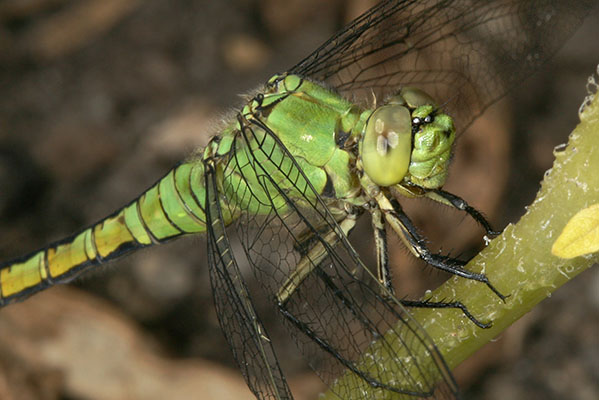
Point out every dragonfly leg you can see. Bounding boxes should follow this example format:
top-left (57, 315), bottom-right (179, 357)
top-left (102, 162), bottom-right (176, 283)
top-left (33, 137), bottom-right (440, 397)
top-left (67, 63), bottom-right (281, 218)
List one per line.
top-left (399, 299), bottom-right (491, 329)
top-left (293, 212), bottom-right (350, 256)
top-left (424, 189), bottom-right (500, 236)
top-left (370, 205), bottom-right (491, 327)
top-left (370, 207), bottom-right (395, 295)
top-left (276, 215), bottom-right (357, 305)
top-left (374, 192), bottom-right (506, 302)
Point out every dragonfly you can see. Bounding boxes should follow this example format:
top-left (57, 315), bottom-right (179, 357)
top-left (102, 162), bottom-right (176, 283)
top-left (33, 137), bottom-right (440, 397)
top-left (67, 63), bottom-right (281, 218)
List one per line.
top-left (0, 0), bottom-right (594, 399)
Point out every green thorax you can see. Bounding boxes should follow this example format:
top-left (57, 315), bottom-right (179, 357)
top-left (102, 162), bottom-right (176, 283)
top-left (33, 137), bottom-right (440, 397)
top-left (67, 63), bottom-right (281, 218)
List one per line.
top-left (203, 74), bottom-right (455, 220)
top-left (203, 74), bottom-right (365, 218)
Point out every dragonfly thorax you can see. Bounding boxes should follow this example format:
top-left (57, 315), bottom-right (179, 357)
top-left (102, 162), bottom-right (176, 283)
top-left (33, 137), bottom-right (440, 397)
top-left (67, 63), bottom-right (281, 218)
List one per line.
top-left (360, 88), bottom-right (455, 189)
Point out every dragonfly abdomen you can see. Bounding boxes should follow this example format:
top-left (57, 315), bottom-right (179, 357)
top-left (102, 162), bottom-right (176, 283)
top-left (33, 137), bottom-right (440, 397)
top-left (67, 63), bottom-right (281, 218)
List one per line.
top-left (0, 160), bottom-right (211, 306)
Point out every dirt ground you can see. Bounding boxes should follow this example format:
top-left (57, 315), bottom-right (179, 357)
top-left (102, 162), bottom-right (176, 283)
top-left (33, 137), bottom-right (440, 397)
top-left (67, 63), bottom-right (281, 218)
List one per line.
top-left (0, 1), bottom-right (597, 399)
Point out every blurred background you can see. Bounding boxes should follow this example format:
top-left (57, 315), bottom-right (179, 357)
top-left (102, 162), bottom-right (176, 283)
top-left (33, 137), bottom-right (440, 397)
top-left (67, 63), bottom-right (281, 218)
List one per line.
top-left (0, 0), bottom-right (597, 399)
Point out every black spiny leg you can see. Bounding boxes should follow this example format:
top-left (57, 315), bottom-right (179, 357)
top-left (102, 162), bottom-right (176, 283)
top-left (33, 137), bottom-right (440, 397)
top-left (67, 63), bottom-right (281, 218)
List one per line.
top-left (399, 299), bottom-right (491, 329)
top-left (370, 200), bottom-right (493, 328)
top-left (375, 192), bottom-right (506, 303)
top-left (426, 189), bottom-right (500, 236)
top-left (389, 197), bottom-right (506, 301)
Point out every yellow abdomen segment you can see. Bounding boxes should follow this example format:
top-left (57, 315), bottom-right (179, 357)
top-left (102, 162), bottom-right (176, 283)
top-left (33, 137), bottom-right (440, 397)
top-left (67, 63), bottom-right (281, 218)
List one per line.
top-left (0, 161), bottom-right (209, 305)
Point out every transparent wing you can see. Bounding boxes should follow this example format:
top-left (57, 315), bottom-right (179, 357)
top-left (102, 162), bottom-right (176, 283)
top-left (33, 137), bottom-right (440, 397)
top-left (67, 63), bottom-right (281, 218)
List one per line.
top-left (205, 1), bottom-right (596, 398)
top-left (289, 0), bottom-right (594, 132)
top-left (212, 114), bottom-right (459, 399)
top-left (205, 162), bottom-right (293, 400)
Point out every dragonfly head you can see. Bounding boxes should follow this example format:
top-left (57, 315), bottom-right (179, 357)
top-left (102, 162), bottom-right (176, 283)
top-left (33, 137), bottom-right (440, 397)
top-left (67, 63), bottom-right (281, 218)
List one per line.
top-left (360, 88), bottom-right (455, 189)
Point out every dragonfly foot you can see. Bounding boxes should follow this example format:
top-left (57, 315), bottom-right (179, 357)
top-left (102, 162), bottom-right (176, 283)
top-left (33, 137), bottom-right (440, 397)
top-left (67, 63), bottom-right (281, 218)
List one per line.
top-left (401, 298), bottom-right (492, 329)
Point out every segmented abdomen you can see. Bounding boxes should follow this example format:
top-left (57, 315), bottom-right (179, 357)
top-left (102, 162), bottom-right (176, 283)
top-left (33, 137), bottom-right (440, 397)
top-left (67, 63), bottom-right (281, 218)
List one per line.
top-left (0, 160), bottom-right (209, 306)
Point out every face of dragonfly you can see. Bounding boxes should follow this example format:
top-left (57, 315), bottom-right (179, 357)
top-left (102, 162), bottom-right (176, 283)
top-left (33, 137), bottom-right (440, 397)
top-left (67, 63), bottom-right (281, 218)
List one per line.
top-left (360, 87), bottom-right (456, 190)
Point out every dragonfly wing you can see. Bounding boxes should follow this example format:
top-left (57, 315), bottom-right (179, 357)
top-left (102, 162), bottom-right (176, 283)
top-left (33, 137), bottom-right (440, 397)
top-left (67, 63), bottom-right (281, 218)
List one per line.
top-left (289, 0), bottom-right (594, 133)
top-left (205, 162), bottom-right (293, 400)
top-left (219, 116), bottom-right (458, 399)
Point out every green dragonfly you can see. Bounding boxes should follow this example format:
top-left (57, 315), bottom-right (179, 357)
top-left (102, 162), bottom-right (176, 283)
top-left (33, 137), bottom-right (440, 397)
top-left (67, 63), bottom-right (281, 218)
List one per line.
top-left (0, 0), bottom-right (594, 399)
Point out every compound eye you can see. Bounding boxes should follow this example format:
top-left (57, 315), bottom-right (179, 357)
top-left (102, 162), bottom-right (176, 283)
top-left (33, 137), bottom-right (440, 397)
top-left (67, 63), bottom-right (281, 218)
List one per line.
top-left (362, 105), bottom-right (412, 186)
top-left (399, 87), bottom-right (437, 108)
